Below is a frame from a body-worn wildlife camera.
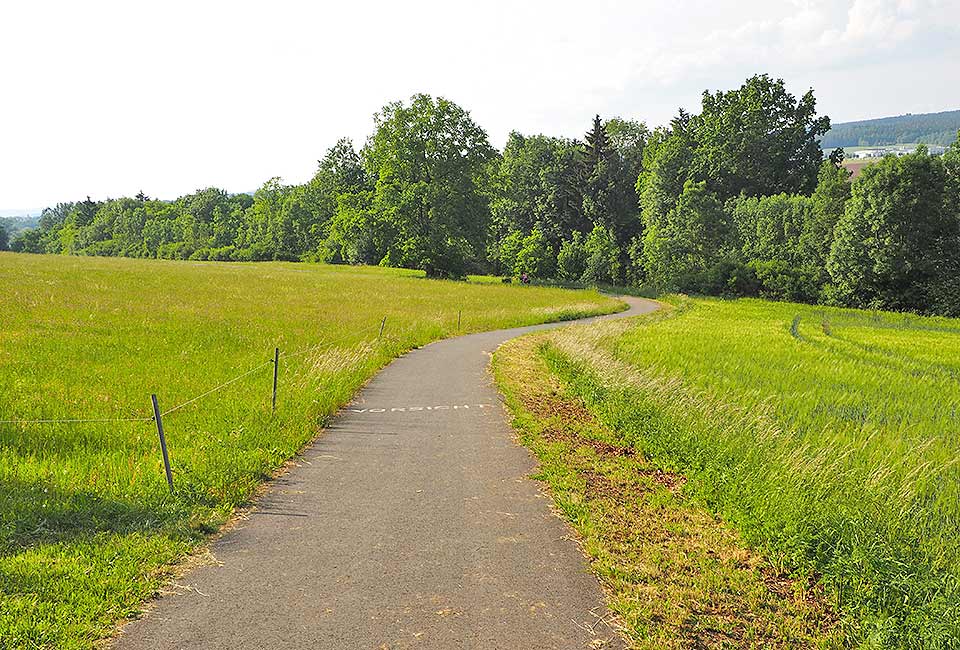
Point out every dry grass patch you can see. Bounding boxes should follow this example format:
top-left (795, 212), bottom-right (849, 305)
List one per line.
top-left (493, 333), bottom-right (841, 649)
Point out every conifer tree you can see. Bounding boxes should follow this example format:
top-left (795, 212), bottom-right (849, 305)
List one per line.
top-left (583, 114), bottom-right (608, 173)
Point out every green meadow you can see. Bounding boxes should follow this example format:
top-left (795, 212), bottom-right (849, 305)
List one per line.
top-left (498, 297), bottom-right (960, 648)
top-left (0, 252), bottom-right (622, 649)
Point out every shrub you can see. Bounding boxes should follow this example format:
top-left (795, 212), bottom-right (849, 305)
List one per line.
top-left (557, 232), bottom-right (587, 282)
top-left (749, 259), bottom-right (820, 302)
top-left (581, 224), bottom-right (621, 285)
top-left (515, 228), bottom-right (555, 279)
top-left (495, 230), bottom-right (524, 277)
top-left (709, 260), bottom-right (760, 296)
top-left (208, 246), bottom-right (236, 261)
top-left (85, 239), bottom-right (119, 257)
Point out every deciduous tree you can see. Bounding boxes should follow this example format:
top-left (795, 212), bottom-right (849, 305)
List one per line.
top-left (364, 94), bottom-right (495, 278)
top-left (643, 180), bottom-right (730, 290)
top-left (828, 148), bottom-right (955, 312)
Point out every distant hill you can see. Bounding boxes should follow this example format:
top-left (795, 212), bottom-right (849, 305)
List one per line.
top-left (0, 215), bottom-right (40, 236)
top-left (0, 208), bottom-right (43, 219)
top-left (821, 110), bottom-right (960, 149)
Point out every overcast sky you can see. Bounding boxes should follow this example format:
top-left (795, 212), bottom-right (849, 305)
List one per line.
top-left (1, 0), bottom-right (958, 211)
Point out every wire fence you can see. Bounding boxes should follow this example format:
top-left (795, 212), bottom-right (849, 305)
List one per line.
top-left (0, 316), bottom-right (403, 491)
top-left (159, 360), bottom-right (276, 418)
top-left (0, 415), bottom-right (155, 425)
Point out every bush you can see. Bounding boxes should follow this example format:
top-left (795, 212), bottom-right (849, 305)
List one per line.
top-left (817, 282), bottom-right (844, 306)
top-left (514, 228), bottom-right (555, 279)
top-left (623, 235), bottom-right (646, 286)
top-left (582, 224), bottom-right (621, 285)
top-left (749, 260), bottom-right (820, 302)
top-left (642, 180), bottom-right (730, 290)
top-left (711, 260), bottom-right (760, 296)
top-left (208, 246), bottom-right (236, 261)
top-left (10, 229), bottom-right (43, 253)
top-left (157, 242), bottom-right (189, 260)
top-left (495, 231), bottom-right (524, 277)
top-left (828, 149), bottom-right (955, 312)
top-left (927, 257), bottom-right (960, 317)
top-left (85, 239), bottom-right (119, 257)
top-left (676, 259), bottom-right (759, 296)
top-left (246, 241), bottom-right (276, 261)
top-left (557, 232), bottom-right (587, 281)
top-left (427, 236), bottom-right (473, 280)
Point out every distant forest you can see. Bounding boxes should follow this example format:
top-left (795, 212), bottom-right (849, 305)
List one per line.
top-left (0, 216), bottom-right (40, 236)
top-left (0, 216), bottom-right (39, 251)
top-left (4, 75), bottom-right (960, 317)
top-left (821, 109), bottom-right (960, 147)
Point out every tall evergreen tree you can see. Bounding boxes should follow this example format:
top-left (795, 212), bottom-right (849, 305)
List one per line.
top-left (583, 114), bottom-right (608, 173)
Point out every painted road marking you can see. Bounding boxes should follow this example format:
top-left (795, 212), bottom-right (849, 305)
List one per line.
top-left (345, 404), bottom-right (496, 414)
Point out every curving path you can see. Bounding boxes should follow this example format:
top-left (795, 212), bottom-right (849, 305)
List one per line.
top-left (113, 296), bottom-right (659, 650)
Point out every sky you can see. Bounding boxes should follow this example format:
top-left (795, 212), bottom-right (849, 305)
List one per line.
top-left (1, 0), bottom-right (959, 212)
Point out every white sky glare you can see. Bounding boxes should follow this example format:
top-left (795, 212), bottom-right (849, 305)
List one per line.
top-left (2, 0), bottom-right (958, 210)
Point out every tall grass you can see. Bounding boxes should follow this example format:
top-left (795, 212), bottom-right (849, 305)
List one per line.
top-left (0, 252), bottom-right (622, 649)
top-left (540, 297), bottom-right (960, 648)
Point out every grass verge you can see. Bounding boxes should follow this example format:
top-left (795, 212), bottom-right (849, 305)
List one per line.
top-left (495, 295), bottom-right (960, 648)
top-left (493, 325), bottom-right (841, 648)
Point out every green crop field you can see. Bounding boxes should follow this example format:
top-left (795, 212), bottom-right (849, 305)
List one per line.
top-left (0, 252), bottom-right (622, 650)
top-left (495, 297), bottom-right (960, 648)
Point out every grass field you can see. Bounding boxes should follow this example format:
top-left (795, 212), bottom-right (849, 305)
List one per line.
top-left (494, 297), bottom-right (960, 648)
top-left (0, 252), bottom-right (622, 650)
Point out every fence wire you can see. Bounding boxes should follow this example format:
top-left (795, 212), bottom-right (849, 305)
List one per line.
top-left (0, 320), bottom-right (392, 427)
top-left (0, 415), bottom-right (154, 425)
top-left (159, 359), bottom-right (276, 417)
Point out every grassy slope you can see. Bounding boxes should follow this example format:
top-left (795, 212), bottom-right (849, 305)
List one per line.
top-left (493, 328), bottom-right (841, 649)
top-left (494, 297), bottom-right (960, 649)
top-left (0, 253), bottom-right (623, 650)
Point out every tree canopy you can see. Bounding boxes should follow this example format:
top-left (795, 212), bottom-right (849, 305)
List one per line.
top-left (828, 147), bottom-right (959, 312)
top-left (11, 82), bottom-right (960, 316)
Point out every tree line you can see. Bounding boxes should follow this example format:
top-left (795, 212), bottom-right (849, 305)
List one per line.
top-left (7, 74), bottom-right (960, 316)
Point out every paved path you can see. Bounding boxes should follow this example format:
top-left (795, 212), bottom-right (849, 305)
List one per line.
top-left (113, 296), bottom-right (658, 650)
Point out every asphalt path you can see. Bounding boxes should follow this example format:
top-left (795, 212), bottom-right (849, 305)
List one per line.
top-left (113, 295), bottom-right (659, 650)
